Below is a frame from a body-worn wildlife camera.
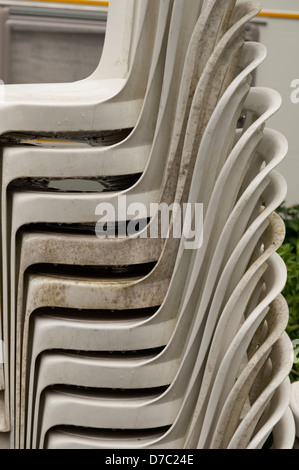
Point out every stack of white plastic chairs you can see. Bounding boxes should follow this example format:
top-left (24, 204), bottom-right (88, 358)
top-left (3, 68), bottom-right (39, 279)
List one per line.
top-left (0, 0), bottom-right (296, 449)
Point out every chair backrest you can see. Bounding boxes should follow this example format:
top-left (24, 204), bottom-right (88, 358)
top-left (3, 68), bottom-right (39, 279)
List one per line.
top-left (89, 0), bottom-right (137, 79)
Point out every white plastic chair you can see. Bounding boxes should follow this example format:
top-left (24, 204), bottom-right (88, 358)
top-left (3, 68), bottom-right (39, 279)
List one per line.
top-left (1, 5), bottom-right (257, 301)
top-left (208, 295), bottom-right (290, 448)
top-left (2, 0), bottom-right (259, 237)
top-left (7, 4), bottom-right (256, 443)
top-left (179, 87), bottom-right (282, 311)
top-left (3, 0), bottom-right (251, 296)
top-left (23, 170), bottom-right (287, 449)
top-left (14, 95), bottom-right (277, 382)
top-left (226, 334), bottom-right (293, 449)
top-left (176, 41), bottom-right (266, 232)
top-left (35, 383), bottom-right (185, 449)
top-left (191, 252), bottom-right (288, 448)
top-left (175, 129), bottom-right (287, 369)
top-left (5, 83), bottom-right (273, 326)
top-left (0, 0), bottom-right (173, 443)
top-left (40, 193), bottom-right (298, 454)
top-left (246, 379), bottom-right (294, 449)
top-left (39, 368), bottom-right (201, 449)
top-left (183, 125), bottom-right (286, 316)
top-left (14, 129), bottom-right (282, 452)
top-left (44, 427), bottom-right (172, 449)
top-left (183, 174), bottom-right (287, 448)
top-left (8, 45), bottom-right (266, 398)
top-left (290, 381), bottom-right (299, 438)
top-left (13, 92), bottom-right (284, 448)
top-left (12, 40), bottom-right (266, 357)
top-left (21, 209), bottom-right (285, 393)
top-left (31, 235), bottom-right (290, 448)
top-left (269, 406), bottom-right (296, 449)
top-left (196, 209), bottom-right (286, 411)
top-left (28, 265), bottom-right (225, 449)
top-left (0, 0), bottom-right (284, 452)
top-left (10, 40), bottom-right (266, 327)
top-left (2, 1), bottom-right (264, 448)
top-left (21, 222), bottom-right (265, 449)
top-left (0, 0), bottom-right (192, 184)
top-left (3, 0), bottom-right (223, 444)
top-left (31, 241), bottom-right (264, 448)
top-left (30, 252), bottom-right (286, 449)
top-left (11, 80), bottom-right (258, 364)
top-left (180, 173), bottom-right (287, 448)
top-left (2, 0), bottom-right (251, 254)
top-left (0, 0), bottom-right (244, 258)
top-left (0, 0), bottom-right (205, 318)
top-left (0, 0), bottom-right (170, 134)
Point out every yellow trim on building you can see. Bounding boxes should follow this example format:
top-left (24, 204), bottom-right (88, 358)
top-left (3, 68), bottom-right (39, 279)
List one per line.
top-left (16, 4), bottom-right (299, 18)
top-left (258, 11), bottom-right (299, 20)
top-left (20, 4), bottom-right (299, 19)
top-left (30, 0), bottom-right (109, 6)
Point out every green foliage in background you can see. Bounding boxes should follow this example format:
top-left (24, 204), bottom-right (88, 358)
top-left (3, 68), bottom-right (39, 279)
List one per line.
top-left (277, 204), bottom-right (299, 382)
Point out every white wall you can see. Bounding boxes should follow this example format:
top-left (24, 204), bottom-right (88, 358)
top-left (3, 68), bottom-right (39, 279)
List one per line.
top-left (243, 0), bottom-right (299, 205)
top-left (258, 0), bottom-right (299, 11)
